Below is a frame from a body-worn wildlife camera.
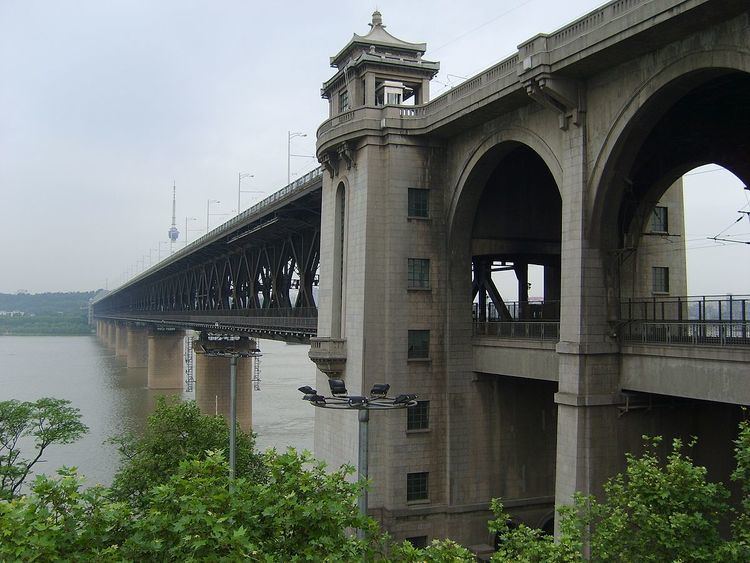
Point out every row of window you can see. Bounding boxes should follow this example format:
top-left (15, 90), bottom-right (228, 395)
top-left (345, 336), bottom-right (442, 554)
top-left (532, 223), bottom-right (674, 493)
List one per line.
top-left (405, 191), bottom-right (431, 504)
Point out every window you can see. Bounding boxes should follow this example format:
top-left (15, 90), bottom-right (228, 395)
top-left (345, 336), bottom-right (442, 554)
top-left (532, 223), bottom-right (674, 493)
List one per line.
top-left (407, 400), bottom-right (430, 431)
top-left (408, 330), bottom-right (430, 359)
top-left (651, 206), bottom-right (668, 233)
top-left (408, 258), bottom-right (430, 289)
top-left (339, 89), bottom-right (349, 112)
top-left (406, 536), bottom-right (428, 548)
top-left (408, 188), bottom-right (429, 218)
top-left (652, 267), bottom-right (670, 294)
top-left (407, 472), bottom-right (429, 502)
top-left (387, 92), bottom-right (402, 105)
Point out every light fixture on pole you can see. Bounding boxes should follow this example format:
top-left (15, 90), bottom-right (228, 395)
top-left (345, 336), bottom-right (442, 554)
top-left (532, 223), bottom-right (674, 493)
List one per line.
top-left (288, 131), bottom-right (307, 186)
top-left (206, 199), bottom-right (221, 232)
top-left (237, 172), bottom-right (263, 215)
top-left (184, 216), bottom-right (198, 246)
top-left (298, 379), bottom-right (417, 538)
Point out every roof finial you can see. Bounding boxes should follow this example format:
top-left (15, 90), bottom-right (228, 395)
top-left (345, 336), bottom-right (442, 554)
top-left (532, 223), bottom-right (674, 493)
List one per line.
top-left (370, 10), bottom-right (384, 29)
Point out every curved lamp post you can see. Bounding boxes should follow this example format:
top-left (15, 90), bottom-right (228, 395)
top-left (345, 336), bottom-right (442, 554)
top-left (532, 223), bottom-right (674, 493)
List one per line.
top-left (298, 379), bottom-right (417, 537)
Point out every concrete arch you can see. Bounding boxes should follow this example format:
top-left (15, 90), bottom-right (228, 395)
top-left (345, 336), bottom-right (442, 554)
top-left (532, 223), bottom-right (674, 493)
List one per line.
top-left (447, 127), bottom-right (563, 242)
top-left (588, 47), bottom-right (750, 248)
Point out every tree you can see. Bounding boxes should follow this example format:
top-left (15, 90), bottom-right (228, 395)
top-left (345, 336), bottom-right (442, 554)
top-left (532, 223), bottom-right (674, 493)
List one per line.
top-left (0, 398), bottom-right (87, 499)
top-left (491, 430), bottom-right (750, 562)
top-left (109, 397), bottom-right (265, 507)
top-left (0, 450), bottom-right (374, 561)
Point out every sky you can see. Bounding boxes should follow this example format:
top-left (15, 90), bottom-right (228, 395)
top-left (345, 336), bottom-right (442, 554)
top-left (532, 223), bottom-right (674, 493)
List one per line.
top-left (1, 0), bottom-right (748, 295)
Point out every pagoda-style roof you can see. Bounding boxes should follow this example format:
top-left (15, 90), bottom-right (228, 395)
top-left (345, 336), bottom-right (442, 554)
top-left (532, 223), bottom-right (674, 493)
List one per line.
top-left (330, 11), bottom-right (428, 68)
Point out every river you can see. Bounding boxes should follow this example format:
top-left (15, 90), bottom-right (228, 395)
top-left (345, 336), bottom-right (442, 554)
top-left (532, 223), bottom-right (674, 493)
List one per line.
top-left (0, 335), bottom-right (315, 486)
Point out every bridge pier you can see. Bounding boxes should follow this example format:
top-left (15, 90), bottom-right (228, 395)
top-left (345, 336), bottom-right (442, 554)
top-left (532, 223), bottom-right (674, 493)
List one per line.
top-left (147, 329), bottom-right (184, 389)
top-left (126, 325), bottom-right (149, 368)
top-left (114, 322), bottom-right (128, 358)
top-left (193, 337), bottom-right (253, 432)
top-left (104, 321), bottom-right (116, 350)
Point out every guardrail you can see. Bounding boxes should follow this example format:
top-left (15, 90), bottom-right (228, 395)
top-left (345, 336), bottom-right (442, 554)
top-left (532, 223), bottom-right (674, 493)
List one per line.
top-left (473, 321), bottom-right (560, 340)
top-left (620, 295), bottom-right (750, 322)
top-left (473, 300), bottom-right (560, 321)
top-left (622, 321), bottom-right (750, 347)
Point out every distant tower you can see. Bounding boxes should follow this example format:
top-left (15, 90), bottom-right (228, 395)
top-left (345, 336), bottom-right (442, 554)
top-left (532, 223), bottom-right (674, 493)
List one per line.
top-left (168, 182), bottom-right (179, 252)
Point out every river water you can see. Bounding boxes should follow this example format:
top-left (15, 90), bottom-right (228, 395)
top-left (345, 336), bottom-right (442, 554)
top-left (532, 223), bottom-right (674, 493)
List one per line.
top-left (0, 335), bottom-right (315, 486)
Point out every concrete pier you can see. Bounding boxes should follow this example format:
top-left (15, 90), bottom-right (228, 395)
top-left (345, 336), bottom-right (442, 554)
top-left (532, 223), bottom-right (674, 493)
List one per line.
top-left (126, 325), bottom-right (149, 368)
top-left (147, 329), bottom-right (184, 389)
top-left (194, 337), bottom-right (254, 432)
top-left (114, 323), bottom-right (128, 358)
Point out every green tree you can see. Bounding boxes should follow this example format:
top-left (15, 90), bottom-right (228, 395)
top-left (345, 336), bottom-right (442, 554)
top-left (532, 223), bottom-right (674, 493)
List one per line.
top-left (491, 433), bottom-right (747, 562)
top-left (0, 450), bottom-right (374, 561)
top-left (390, 538), bottom-right (475, 561)
top-left (109, 397), bottom-right (265, 507)
top-left (0, 398), bottom-right (88, 499)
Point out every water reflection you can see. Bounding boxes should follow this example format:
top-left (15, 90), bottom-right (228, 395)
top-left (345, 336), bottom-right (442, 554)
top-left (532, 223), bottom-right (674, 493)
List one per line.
top-left (0, 336), bottom-right (315, 486)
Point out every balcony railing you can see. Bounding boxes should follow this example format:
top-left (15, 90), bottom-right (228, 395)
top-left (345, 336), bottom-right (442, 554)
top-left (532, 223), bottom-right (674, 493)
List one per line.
top-left (620, 295), bottom-right (750, 323)
top-left (623, 321), bottom-right (750, 347)
top-left (473, 321), bottom-right (560, 341)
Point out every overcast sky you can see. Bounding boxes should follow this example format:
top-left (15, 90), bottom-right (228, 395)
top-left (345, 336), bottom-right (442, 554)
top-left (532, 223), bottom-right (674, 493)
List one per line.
top-left (1, 0), bottom-right (747, 295)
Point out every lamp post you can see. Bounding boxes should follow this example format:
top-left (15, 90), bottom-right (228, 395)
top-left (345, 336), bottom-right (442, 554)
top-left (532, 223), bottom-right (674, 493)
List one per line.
top-left (237, 172), bottom-right (263, 215)
top-left (206, 199), bottom-right (220, 233)
top-left (288, 131), bottom-right (307, 186)
top-left (184, 216), bottom-right (198, 246)
top-left (298, 379), bottom-right (417, 538)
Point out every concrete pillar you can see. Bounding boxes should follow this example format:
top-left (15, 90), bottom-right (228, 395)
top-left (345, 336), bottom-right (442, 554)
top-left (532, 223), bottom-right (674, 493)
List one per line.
top-left (554, 116), bottom-right (622, 523)
top-left (105, 321), bottom-right (116, 350)
top-left (194, 337), bottom-right (254, 432)
top-left (147, 330), bottom-right (184, 389)
top-left (115, 323), bottom-right (128, 358)
top-left (126, 325), bottom-right (149, 368)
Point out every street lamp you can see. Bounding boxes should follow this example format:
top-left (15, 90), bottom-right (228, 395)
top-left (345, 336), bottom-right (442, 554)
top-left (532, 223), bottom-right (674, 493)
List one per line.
top-left (288, 131), bottom-right (307, 186)
top-left (184, 216), bottom-right (198, 246)
top-left (237, 172), bottom-right (265, 215)
top-left (298, 379), bottom-right (417, 538)
top-left (206, 199), bottom-right (221, 232)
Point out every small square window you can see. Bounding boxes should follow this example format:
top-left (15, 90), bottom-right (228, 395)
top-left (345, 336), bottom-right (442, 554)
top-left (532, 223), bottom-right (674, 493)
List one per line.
top-left (408, 189), bottom-right (429, 218)
top-left (406, 536), bottom-right (428, 548)
top-left (652, 267), bottom-right (669, 294)
top-left (407, 401), bottom-right (430, 431)
top-left (651, 206), bottom-right (668, 233)
top-left (408, 258), bottom-right (430, 289)
top-left (339, 89), bottom-right (349, 112)
top-left (407, 472), bottom-right (429, 502)
top-left (408, 330), bottom-right (430, 359)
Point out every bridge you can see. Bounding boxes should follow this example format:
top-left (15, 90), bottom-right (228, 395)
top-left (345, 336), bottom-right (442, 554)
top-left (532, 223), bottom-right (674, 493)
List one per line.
top-left (94, 0), bottom-right (750, 550)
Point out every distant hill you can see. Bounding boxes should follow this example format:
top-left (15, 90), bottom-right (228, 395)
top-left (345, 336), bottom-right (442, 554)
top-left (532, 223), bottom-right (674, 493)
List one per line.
top-left (0, 291), bottom-right (98, 315)
top-left (0, 291), bottom-right (99, 335)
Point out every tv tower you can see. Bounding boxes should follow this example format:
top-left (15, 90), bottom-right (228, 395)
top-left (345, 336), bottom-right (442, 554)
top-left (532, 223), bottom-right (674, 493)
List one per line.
top-left (167, 181), bottom-right (180, 252)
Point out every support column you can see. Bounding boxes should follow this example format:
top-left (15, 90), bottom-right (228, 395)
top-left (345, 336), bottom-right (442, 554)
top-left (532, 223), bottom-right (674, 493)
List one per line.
top-left (194, 337), bottom-right (253, 432)
top-left (127, 325), bottom-right (149, 368)
top-left (105, 321), bottom-right (116, 350)
top-left (147, 329), bottom-right (184, 389)
top-left (115, 322), bottom-right (128, 358)
top-left (554, 108), bottom-right (622, 521)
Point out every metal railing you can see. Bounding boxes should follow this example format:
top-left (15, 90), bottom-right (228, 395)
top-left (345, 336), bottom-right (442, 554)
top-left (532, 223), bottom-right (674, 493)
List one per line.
top-left (473, 321), bottom-right (560, 341)
top-left (620, 295), bottom-right (750, 322)
top-left (473, 299), bottom-right (560, 322)
top-left (623, 321), bottom-right (750, 347)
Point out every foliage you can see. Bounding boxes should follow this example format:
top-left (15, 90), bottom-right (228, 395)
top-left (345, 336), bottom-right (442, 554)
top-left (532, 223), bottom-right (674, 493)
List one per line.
top-left (0, 313), bottom-right (92, 336)
top-left (390, 538), bottom-right (475, 561)
top-left (0, 450), bottom-right (374, 561)
top-left (109, 397), bottom-right (265, 507)
top-left (491, 433), bottom-right (749, 562)
top-left (0, 469), bottom-right (128, 561)
top-left (730, 418), bottom-right (750, 559)
top-left (0, 291), bottom-right (97, 316)
top-left (0, 398), bottom-right (88, 499)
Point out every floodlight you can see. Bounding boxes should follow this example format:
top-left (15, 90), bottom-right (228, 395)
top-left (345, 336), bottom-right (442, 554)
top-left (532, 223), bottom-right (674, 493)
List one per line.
top-left (328, 379), bottom-right (348, 396)
top-left (298, 385), bottom-right (317, 395)
top-left (370, 383), bottom-right (390, 397)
